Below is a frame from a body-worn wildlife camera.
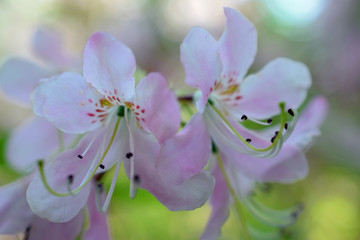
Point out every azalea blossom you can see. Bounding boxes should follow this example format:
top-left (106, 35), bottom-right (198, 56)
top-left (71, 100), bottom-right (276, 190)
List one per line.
top-left (157, 6), bottom-right (311, 190)
top-left (0, 177), bottom-right (110, 240)
top-left (179, 7), bottom-right (311, 158)
top-left (0, 27), bottom-right (79, 172)
top-left (155, 7), bottom-right (320, 239)
top-left (28, 31), bottom-right (214, 222)
top-left (202, 96), bottom-right (329, 240)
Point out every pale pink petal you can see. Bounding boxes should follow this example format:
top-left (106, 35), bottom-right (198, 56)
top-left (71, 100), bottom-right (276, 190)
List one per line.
top-left (218, 7), bottom-right (257, 82)
top-left (201, 165), bottom-right (230, 240)
top-left (233, 58), bottom-right (311, 119)
top-left (135, 73), bottom-right (180, 143)
top-left (157, 113), bottom-right (211, 185)
top-left (7, 116), bottom-right (75, 173)
top-left (83, 184), bottom-right (111, 240)
top-left (83, 32), bottom-right (136, 103)
top-left (28, 211), bottom-right (84, 240)
top-left (31, 72), bottom-right (108, 134)
top-left (32, 26), bottom-right (80, 70)
top-left (0, 178), bottom-right (35, 234)
top-left (180, 27), bottom-right (221, 112)
top-left (0, 58), bottom-right (52, 105)
top-left (25, 133), bottom-right (103, 222)
top-left (260, 96), bottom-right (329, 150)
top-left (123, 119), bottom-right (215, 211)
top-left (221, 141), bottom-right (308, 183)
top-left (288, 96), bottom-right (329, 148)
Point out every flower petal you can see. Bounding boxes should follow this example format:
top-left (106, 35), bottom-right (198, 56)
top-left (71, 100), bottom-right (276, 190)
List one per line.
top-left (201, 165), bottom-right (230, 240)
top-left (31, 72), bottom-right (106, 134)
top-left (7, 116), bottom-right (75, 173)
top-left (135, 73), bottom-right (180, 143)
top-left (221, 141), bottom-right (308, 183)
top-left (180, 27), bottom-right (221, 112)
top-left (0, 58), bottom-right (51, 105)
top-left (32, 26), bottom-right (80, 70)
top-left (28, 211), bottom-right (84, 240)
top-left (218, 7), bottom-right (257, 82)
top-left (123, 118), bottom-right (215, 211)
top-left (0, 178), bottom-right (35, 234)
top-left (289, 96), bottom-right (329, 149)
top-left (233, 58), bottom-right (312, 119)
top-left (157, 113), bottom-right (211, 185)
top-left (25, 133), bottom-right (103, 222)
top-left (83, 32), bottom-right (136, 103)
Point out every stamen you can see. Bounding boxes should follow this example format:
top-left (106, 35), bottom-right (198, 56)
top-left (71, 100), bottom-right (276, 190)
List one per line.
top-left (78, 133), bottom-right (99, 159)
top-left (246, 138), bottom-right (251, 143)
top-left (74, 116), bottom-right (122, 193)
top-left (242, 197), bottom-right (304, 227)
top-left (24, 226), bottom-right (31, 240)
top-left (67, 175), bottom-right (76, 197)
top-left (97, 183), bottom-right (104, 193)
top-left (99, 164), bottom-right (105, 169)
top-left (134, 174), bottom-right (141, 184)
top-left (208, 100), bottom-right (287, 153)
top-left (284, 123), bottom-right (288, 130)
top-left (126, 152), bottom-right (133, 159)
top-left (211, 140), bottom-right (218, 154)
top-left (124, 108), bottom-right (136, 199)
top-left (238, 113), bottom-right (272, 126)
top-left (99, 160), bottom-right (121, 213)
top-left (68, 175), bottom-right (74, 184)
top-left (38, 116), bottom-right (122, 198)
top-left (288, 108), bottom-right (294, 117)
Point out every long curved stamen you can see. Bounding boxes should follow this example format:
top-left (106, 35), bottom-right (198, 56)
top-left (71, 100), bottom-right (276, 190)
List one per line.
top-left (125, 108), bottom-right (136, 198)
top-left (208, 100), bottom-right (287, 152)
top-left (72, 116), bottom-right (122, 193)
top-left (37, 160), bottom-right (68, 197)
top-left (38, 115), bottom-right (122, 197)
top-left (214, 149), bottom-right (251, 240)
top-left (242, 197), bottom-right (304, 227)
top-left (96, 160), bottom-right (121, 213)
top-left (239, 114), bottom-right (272, 126)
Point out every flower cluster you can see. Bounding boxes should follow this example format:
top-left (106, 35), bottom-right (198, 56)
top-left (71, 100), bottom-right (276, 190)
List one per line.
top-left (0, 7), bottom-right (328, 240)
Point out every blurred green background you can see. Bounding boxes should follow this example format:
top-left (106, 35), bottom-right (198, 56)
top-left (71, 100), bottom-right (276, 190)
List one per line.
top-left (0, 0), bottom-right (360, 239)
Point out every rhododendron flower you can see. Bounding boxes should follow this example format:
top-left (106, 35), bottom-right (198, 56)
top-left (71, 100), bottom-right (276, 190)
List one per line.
top-left (158, 7), bottom-right (312, 190)
top-left (0, 27), bottom-right (79, 172)
top-left (201, 97), bottom-right (329, 240)
top-left (28, 32), bottom-right (214, 222)
top-left (179, 7), bottom-right (311, 158)
top-left (0, 177), bottom-right (110, 240)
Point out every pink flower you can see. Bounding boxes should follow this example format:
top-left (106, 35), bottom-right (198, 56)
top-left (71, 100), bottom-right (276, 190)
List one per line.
top-left (0, 27), bottom-right (78, 172)
top-left (158, 7), bottom-right (312, 191)
top-left (0, 177), bottom-right (110, 240)
top-left (180, 7), bottom-right (311, 157)
top-left (28, 32), bottom-right (214, 222)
